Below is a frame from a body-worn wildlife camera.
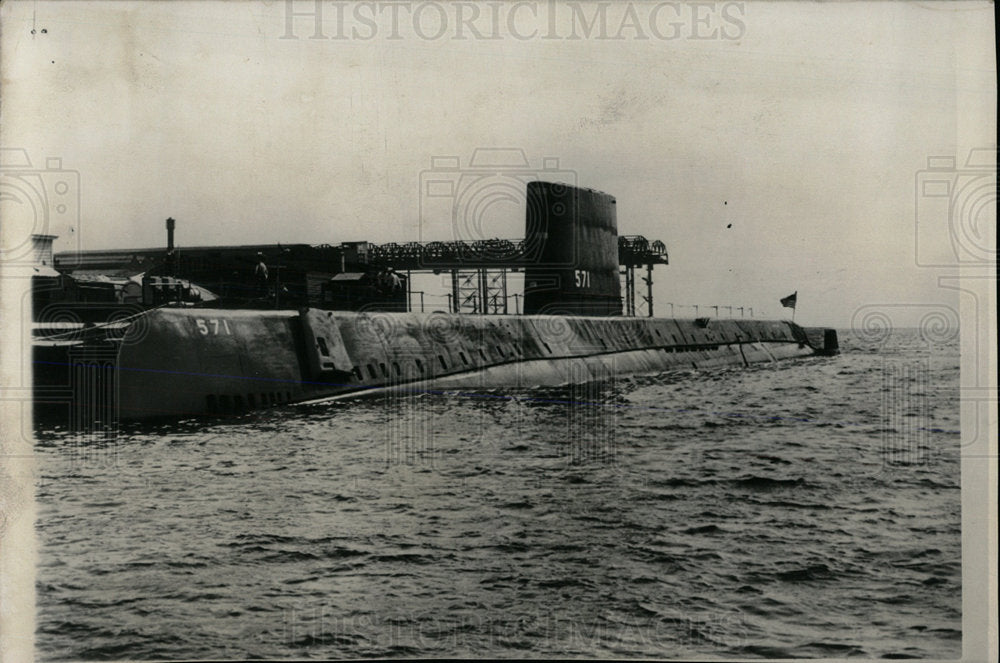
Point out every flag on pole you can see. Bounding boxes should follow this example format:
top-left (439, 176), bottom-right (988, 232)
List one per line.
top-left (780, 291), bottom-right (797, 309)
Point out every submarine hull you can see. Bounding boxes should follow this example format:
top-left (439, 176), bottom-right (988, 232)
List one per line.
top-left (96, 308), bottom-right (837, 420)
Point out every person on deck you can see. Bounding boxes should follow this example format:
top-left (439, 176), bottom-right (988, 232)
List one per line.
top-left (254, 252), bottom-right (269, 298)
top-left (387, 267), bottom-right (402, 292)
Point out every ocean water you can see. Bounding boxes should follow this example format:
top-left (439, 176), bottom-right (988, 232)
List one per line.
top-left (34, 328), bottom-right (961, 659)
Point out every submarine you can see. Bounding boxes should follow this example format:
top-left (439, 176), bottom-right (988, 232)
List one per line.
top-left (33, 181), bottom-right (838, 422)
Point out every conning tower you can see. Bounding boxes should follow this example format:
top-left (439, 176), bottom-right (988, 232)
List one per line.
top-left (522, 181), bottom-right (622, 316)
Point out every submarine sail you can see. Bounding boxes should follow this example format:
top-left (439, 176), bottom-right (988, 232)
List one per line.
top-left (523, 181), bottom-right (622, 317)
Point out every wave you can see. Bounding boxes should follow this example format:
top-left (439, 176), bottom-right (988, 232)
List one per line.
top-left (730, 476), bottom-right (808, 490)
top-left (682, 524), bottom-right (723, 535)
top-left (774, 563), bottom-right (834, 582)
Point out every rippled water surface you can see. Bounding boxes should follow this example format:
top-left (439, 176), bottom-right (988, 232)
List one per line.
top-left (35, 329), bottom-right (961, 659)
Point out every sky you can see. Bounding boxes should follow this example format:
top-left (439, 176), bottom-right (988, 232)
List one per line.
top-left (1, 0), bottom-right (995, 326)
